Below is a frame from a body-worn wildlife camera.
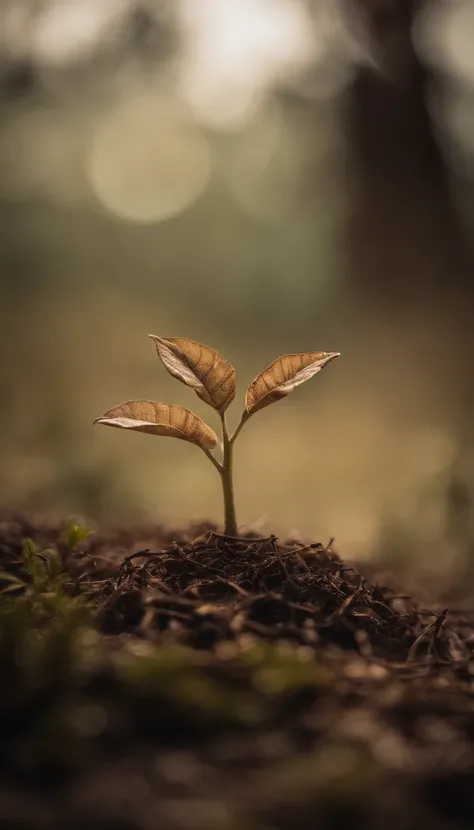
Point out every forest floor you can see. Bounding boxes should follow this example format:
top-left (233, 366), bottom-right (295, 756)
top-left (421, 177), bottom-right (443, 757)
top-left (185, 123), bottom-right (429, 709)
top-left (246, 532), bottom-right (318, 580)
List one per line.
top-left (1, 512), bottom-right (474, 829)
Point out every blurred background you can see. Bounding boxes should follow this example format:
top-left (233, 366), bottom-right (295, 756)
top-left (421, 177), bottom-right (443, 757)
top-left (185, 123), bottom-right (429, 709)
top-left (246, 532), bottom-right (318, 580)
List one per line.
top-left (2, 0), bottom-right (474, 582)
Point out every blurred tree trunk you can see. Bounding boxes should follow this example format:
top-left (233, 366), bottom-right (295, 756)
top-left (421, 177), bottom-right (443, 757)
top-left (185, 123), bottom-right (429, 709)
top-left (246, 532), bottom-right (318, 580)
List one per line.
top-left (341, 0), bottom-right (474, 587)
top-left (344, 0), bottom-right (474, 429)
top-left (345, 0), bottom-right (472, 306)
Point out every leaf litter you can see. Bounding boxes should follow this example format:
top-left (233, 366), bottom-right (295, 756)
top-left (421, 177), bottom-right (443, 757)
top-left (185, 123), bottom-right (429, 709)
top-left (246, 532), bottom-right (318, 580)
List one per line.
top-left (2, 512), bottom-right (474, 829)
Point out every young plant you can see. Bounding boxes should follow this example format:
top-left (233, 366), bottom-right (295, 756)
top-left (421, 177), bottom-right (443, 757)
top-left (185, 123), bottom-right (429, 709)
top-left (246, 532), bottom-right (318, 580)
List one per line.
top-left (94, 337), bottom-right (340, 536)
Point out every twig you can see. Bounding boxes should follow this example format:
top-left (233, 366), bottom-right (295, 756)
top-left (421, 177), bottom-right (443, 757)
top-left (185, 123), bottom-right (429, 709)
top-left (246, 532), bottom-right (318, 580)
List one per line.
top-left (334, 580), bottom-right (362, 618)
top-left (116, 549), bottom-right (161, 587)
top-left (210, 530), bottom-right (278, 544)
top-left (407, 609), bottom-right (449, 663)
top-left (213, 577), bottom-right (250, 597)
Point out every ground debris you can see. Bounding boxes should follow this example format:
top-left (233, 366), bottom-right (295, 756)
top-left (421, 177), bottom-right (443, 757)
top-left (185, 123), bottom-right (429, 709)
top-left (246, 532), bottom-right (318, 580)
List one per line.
top-left (60, 526), bottom-right (472, 666)
top-left (2, 513), bottom-right (474, 830)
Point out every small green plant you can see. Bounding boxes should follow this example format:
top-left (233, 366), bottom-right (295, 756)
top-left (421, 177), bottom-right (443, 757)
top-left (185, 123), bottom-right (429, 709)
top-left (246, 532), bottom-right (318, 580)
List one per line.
top-left (94, 337), bottom-right (340, 535)
top-left (20, 537), bottom-right (63, 591)
top-left (0, 537), bottom-right (89, 630)
top-left (61, 519), bottom-right (94, 551)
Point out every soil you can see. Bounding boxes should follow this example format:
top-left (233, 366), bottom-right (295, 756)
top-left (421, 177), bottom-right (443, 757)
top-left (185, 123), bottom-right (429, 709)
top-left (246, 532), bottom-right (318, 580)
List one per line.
top-left (2, 513), bottom-right (474, 829)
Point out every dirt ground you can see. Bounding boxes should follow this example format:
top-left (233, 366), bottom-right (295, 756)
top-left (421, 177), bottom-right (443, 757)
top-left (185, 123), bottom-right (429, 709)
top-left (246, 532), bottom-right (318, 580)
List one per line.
top-left (2, 512), bottom-right (474, 830)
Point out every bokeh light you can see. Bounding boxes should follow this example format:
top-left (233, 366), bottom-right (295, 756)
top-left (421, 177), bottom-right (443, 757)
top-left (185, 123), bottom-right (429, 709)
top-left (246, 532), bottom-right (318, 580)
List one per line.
top-left (1, 0), bottom-right (133, 65)
top-left (414, 0), bottom-right (474, 181)
top-left (414, 0), bottom-right (474, 85)
top-left (177, 0), bottom-right (316, 130)
top-left (88, 94), bottom-right (212, 223)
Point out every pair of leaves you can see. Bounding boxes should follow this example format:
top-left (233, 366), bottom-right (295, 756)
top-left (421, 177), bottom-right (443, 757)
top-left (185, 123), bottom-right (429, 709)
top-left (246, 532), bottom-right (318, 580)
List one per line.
top-left (149, 336), bottom-right (340, 418)
top-left (94, 337), bottom-right (340, 450)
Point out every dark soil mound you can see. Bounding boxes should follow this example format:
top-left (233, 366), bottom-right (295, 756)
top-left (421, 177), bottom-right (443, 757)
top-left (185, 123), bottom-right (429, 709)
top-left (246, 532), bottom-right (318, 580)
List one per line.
top-left (1, 514), bottom-right (474, 830)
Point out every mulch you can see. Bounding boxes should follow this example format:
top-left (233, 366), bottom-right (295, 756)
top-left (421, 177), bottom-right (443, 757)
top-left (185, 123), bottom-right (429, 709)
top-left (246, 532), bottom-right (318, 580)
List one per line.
top-left (2, 513), bottom-right (474, 829)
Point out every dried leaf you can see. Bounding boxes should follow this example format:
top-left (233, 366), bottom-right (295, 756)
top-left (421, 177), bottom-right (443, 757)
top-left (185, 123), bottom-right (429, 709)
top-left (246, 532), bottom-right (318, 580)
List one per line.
top-left (94, 401), bottom-right (217, 450)
top-left (149, 336), bottom-right (236, 413)
top-left (245, 352), bottom-right (340, 416)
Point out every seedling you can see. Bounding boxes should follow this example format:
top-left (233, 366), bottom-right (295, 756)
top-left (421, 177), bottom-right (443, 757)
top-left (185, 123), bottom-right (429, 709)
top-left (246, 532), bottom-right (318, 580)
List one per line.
top-left (94, 337), bottom-right (340, 536)
top-left (61, 519), bottom-right (94, 551)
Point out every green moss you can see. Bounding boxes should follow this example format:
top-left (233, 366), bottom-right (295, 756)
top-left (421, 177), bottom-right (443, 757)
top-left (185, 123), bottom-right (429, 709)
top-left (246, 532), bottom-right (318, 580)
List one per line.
top-left (118, 639), bottom-right (329, 731)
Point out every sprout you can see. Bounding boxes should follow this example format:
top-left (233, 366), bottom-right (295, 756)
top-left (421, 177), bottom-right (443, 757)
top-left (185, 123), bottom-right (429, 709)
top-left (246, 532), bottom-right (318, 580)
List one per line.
top-left (94, 336), bottom-right (340, 536)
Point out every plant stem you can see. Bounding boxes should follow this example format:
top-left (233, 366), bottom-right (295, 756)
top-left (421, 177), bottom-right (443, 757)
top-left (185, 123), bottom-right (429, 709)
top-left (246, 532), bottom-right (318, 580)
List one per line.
top-left (230, 412), bottom-right (249, 444)
top-left (203, 447), bottom-right (223, 473)
top-left (220, 412), bottom-right (238, 536)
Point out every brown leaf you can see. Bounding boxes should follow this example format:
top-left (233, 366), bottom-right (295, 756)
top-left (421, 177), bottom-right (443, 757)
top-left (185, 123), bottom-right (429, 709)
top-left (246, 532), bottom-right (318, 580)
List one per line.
top-left (149, 336), bottom-right (236, 413)
top-left (93, 401), bottom-right (217, 449)
top-left (245, 352), bottom-right (340, 416)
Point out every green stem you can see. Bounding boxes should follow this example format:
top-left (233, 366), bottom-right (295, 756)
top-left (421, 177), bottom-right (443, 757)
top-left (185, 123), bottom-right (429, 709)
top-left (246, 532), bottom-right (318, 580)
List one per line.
top-left (220, 412), bottom-right (238, 536)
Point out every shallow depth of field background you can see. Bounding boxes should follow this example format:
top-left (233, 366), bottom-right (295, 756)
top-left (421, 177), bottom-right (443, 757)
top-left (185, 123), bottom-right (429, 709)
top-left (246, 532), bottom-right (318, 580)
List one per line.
top-left (2, 0), bottom-right (474, 579)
